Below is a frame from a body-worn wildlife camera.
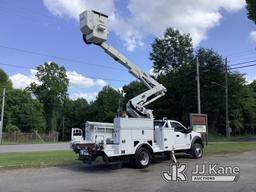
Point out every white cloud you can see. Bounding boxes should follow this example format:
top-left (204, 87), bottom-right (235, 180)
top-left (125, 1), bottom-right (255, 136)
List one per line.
top-left (43, 0), bottom-right (245, 50)
top-left (10, 69), bottom-right (107, 90)
top-left (109, 14), bottom-right (144, 51)
top-left (67, 71), bottom-right (107, 88)
top-left (127, 0), bottom-right (245, 46)
top-left (43, 0), bottom-right (115, 21)
top-left (42, 0), bottom-right (143, 51)
top-left (67, 71), bottom-right (94, 87)
top-left (148, 67), bottom-right (171, 77)
top-left (9, 69), bottom-right (39, 89)
top-left (246, 80), bottom-right (253, 85)
top-left (95, 79), bottom-right (107, 87)
top-left (114, 87), bottom-right (123, 92)
top-left (250, 31), bottom-right (256, 42)
top-left (245, 75), bottom-right (255, 85)
top-left (70, 92), bottom-right (98, 101)
top-left (148, 68), bottom-right (154, 76)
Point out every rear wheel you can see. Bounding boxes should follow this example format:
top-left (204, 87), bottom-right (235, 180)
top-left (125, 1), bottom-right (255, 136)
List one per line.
top-left (134, 147), bottom-right (151, 168)
top-left (191, 143), bottom-right (203, 159)
top-left (164, 151), bottom-right (172, 160)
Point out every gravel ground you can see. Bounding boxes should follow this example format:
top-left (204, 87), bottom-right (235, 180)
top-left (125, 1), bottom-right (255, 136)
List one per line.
top-left (0, 151), bottom-right (255, 192)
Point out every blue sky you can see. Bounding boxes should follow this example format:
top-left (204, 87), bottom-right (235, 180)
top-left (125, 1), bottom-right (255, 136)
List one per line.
top-left (0, 0), bottom-right (255, 101)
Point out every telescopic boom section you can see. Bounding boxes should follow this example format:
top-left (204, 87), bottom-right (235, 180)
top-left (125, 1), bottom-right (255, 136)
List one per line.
top-left (80, 10), bottom-right (166, 118)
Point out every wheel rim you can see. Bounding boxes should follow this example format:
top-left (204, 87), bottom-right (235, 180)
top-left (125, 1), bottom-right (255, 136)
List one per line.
top-left (139, 151), bottom-right (149, 166)
top-left (195, 147), bottom-right (202, 157)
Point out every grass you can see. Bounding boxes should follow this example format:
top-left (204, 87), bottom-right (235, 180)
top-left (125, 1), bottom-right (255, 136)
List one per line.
top-left (208, 133), bottom-right (256, 142)
top-left (204, 142), bottom-right (256, 155)
top-left (0, 141), bottom-right (61, 145)
top-left (0, 142), bottom-right (256, 170)
top-left (0, 150), bottom-right (80, 169)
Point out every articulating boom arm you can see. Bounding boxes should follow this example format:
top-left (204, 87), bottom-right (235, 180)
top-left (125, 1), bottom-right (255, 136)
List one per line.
top-left (79, 10), bottom-right (166, 118)
top-left (100, 42), bottom-right (166, 118)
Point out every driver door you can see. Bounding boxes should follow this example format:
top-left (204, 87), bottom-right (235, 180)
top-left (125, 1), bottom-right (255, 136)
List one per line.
top-left (171, 122), bottom-right (191, 150)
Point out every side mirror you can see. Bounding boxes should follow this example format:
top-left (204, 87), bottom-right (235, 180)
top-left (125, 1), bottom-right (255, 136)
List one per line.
top-left (182, 126), bottom-right (192, 134)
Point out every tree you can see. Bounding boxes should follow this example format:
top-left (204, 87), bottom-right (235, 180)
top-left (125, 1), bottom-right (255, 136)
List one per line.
top-left (196, 48), bottom-right (226, 133)
top-left (63, 98), bottom-right (89, 128)
top-left (6, 124), bottom-right (20, 133)
top-left (248, 81), bottom-right (256, 134)
top-left (90, 86), bottom-right (123, 122)
top-left (29, 62), bottom-right (69, 132)
top-left (122, 81), bottom-right (147, 105)
top-left (0, 68), bottom-right (12, 91)
top-left (148, 28), bottom-right (195, 125)
top-left (4, 89), bottom-right (46, 132)
top-left (62, 98), bottom-right (89, 140)
top-left (249, 80), bottom-right (256, 91)
top-left (246, 0), bottom-right (256, 24)
top-left (150, 28), bottom-right (193, 73)
top-left (149, 29), bottom-right (239, 133)
top-left (0, 68), bottom-right (12, 132)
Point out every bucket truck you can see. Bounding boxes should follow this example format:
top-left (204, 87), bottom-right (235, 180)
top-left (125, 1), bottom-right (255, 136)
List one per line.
top-left (71, 10), bottom-right (204, 168)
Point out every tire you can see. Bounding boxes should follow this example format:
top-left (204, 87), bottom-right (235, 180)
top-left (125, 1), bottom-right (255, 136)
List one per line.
top-left (134, 147), bottom-right (151, 168)
top-left (191, 143), bottom-right (203, 159)
top-left (164, 151), bottom-right (172, 160)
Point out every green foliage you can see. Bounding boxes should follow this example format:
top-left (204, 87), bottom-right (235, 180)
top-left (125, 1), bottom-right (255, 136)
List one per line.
top-left (149, 61), bottom-right (197, 123)
top-left (62, 98), bottom-right (89, 140)
top-left (122, 81), bottom-right (147, 104)
top-left (150, 28), bottom-right (193, 73)
top-left (148, 27), bottom-right (256, 135)
top-left (1, 25), bottom-right (256, 137)
top-left (241, 81), bottom-right (256, 134)
top-left (63, 98), bottom-right (89, 128)
top-left (29, 62), bottom-right (69, 132)
top-left (6, 124), bottom-right (20, 133)
top-left (249, 80), bottom-right (256, 91)
top-left (246, 0), bottom-right (256, 24)
top-left (196, 48), bottom-right (226, 133)
top-left (4, 89), bottom-right (46, 133)
top-left (89, 86), bottom-right (123, 122)
top-left (0, 68), bottom-right (46, 133)
top-left (0, 68), bottom-right (12, 91)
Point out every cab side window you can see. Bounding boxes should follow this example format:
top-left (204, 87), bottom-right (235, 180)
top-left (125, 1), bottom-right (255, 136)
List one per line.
top-left (171, 122), bottom-right (185, 132)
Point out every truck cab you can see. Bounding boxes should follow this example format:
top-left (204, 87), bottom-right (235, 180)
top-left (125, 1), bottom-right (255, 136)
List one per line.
top-left (154, 119), bottom-right (203, 154)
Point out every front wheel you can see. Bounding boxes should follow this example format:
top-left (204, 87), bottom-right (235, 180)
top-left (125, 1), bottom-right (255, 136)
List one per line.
top-left (134, 148), bottom-right (151, 168)
top-left (191, 143), bottom-right (203, 159)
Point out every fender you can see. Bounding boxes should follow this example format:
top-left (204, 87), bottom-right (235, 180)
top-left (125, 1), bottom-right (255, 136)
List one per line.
top-left (191, 136), bottom-right (204, 148)
top-left (134, 142), bottom-right (153, 154)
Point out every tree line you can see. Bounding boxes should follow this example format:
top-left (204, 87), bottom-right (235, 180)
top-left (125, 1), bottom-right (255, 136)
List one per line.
top-left (0, 28), bottom-right (256, 140)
